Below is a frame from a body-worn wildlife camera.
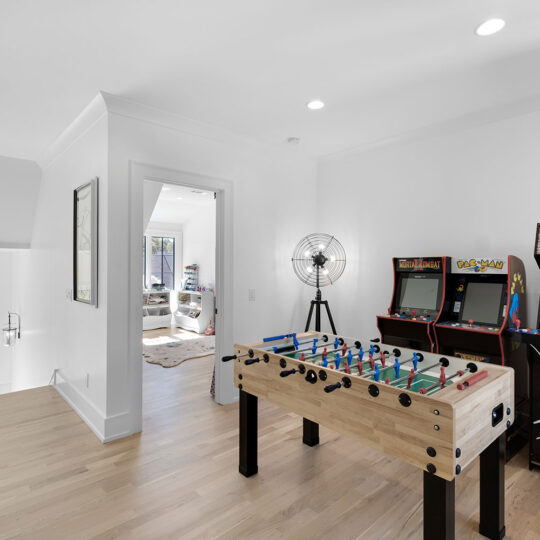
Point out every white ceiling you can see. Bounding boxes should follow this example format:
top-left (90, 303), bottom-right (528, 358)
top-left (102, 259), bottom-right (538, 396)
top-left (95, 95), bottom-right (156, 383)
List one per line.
top-left (2, 1), bottom-right (540, 160)
top-left (149, 184), bottom-right (215, 227)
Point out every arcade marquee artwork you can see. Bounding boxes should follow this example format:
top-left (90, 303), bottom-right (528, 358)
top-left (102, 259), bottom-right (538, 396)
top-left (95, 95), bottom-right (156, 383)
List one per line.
top-left (456, 258), bottom-right (505, 272)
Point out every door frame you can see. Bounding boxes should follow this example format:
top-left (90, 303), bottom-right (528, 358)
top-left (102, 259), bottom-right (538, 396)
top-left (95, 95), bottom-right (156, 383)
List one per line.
top-left (129, 162), bottom-right (236, 431)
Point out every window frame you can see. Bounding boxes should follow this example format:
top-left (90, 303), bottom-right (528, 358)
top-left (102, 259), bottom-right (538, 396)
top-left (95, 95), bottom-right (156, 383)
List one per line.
top-left (150, 236), bottom-right (175, 290)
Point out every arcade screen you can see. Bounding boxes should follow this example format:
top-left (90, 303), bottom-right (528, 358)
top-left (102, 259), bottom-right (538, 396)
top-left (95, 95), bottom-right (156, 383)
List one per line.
top-left (399, 275), bottom-right (440, 311)
top-left (460, 282), bottom-right (504, 325)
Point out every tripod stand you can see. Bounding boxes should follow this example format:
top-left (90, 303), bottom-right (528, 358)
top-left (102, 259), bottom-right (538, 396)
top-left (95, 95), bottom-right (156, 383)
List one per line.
top-left (305, 287), bottom-right (337, 334)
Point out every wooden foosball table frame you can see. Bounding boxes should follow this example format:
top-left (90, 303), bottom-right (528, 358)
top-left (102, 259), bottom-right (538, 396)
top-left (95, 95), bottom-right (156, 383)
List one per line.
top-left (224, 332), bottom-right (515, 540)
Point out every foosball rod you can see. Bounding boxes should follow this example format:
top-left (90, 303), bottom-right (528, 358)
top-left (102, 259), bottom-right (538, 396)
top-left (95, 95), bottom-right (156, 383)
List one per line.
top-left (390, 357), bottom-right (448, 386)
top-left (301, 343), bottom-right (364, 362)
top-left (418, 364), bottom-right (479, 395)
top-left (291, 336), bottom-right (361, 355)
top-left (373, 352), bottom-right (422, 376)
top-left (270, 336), bottom-right (342, 355)
top-left (356, 350), bottom-right (413, 378)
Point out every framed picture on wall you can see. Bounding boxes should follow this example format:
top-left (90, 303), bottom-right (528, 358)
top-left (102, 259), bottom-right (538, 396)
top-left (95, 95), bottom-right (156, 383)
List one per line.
top-left (73, 178), bottom-right (98, 306)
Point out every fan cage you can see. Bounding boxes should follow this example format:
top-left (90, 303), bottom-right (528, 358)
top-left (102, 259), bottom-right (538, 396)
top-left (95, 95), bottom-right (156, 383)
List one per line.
top-left (291, 233), bottom-right (346, 288)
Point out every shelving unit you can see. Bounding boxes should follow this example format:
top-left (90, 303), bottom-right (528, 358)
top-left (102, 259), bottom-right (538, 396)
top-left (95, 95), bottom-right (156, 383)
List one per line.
top-left (143, 290), bottom-right (172, 330)
top-left (174, 290), bottom-right (214, 333)
top-left (183, 265), bottom-right (199, 291)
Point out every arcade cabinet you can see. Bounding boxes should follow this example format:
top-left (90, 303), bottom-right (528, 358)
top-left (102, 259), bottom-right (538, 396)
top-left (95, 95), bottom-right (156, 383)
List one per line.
top-left (435, 255), bottom-right (528, 457)
top-left (506, 224), bottom-right (540, 469)
top-left (377, 257), bottom-right (449, 352)
top-left (434, 256), bottom-right (526, 362)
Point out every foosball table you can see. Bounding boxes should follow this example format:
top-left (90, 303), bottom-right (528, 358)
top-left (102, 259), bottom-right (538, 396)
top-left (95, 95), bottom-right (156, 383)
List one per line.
top-left (223, 331), bottom-right (515, 540)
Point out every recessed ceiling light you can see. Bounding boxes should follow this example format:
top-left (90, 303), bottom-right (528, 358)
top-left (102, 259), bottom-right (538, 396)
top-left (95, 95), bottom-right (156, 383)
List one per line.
top-left (475, 18), bottom-right (505, 37)
top-left (201, 192), bottom-right (209, 196)
top-left (162, 186), bottom-right (171, 191)
top-left (176, 197), bottom-right (183, 200)
top-left (307, 99), bottom-right (325, 110)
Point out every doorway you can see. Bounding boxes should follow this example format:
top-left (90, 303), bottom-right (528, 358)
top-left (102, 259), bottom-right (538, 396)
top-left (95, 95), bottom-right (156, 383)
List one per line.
top-left (142, 182), bottom-right (217, 383)
top-left (129, 162), bottom-right (235, 435)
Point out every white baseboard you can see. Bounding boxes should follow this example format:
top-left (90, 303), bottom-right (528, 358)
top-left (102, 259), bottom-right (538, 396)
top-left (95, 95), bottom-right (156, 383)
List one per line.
top-left (53, 370), bottom-right (138, 443)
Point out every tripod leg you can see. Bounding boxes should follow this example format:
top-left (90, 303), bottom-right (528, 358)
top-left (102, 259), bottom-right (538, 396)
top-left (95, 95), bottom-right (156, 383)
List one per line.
top-left (323, 301), bottom-right (337, 335)
top-left (305, 301), bottom-right (315, 332)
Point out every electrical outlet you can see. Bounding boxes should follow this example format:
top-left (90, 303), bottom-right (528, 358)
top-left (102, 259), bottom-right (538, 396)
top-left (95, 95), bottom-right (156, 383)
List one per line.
top-left (248, 289), bottom-right (256, 302)
top-left (85, 373), bottom-right (90, 388)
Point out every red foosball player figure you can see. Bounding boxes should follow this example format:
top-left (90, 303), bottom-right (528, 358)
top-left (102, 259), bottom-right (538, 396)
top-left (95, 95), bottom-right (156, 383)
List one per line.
top-left (380, 350), bottom-right (386, 368)
top-left (300, 353), bottom-right (305, 361)
top-left (406, 368), bottom-right (416, 389)
top-left (369, 353), bottom-right (375, 372)
top-left (439, 366), bottom-right (446, 389)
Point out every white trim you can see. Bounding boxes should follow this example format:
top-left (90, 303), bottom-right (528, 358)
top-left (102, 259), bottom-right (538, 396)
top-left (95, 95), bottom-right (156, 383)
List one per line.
top-left (321, 92), bottom-right (540, 161)
top-left (38, 93), bottom-right (108, 170)
top-left (53, 370), bottom-right (134, 443)
top-left (53, 369), bottom-right (106, 441)
top-left (0, 243), bottom-right (31, 250)
top-left (129, 162), bottom-right (236, 435)
top-left (102, 92), bottom-right (271, 153)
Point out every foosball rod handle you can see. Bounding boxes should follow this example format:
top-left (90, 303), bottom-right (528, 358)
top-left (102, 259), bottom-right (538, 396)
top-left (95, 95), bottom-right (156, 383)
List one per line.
top-left (324, 382), bottom-right (342, 393)
top-left (263, 333), bottom-right (296, 342)
top-left (457, 370), bottom-right (488, 390)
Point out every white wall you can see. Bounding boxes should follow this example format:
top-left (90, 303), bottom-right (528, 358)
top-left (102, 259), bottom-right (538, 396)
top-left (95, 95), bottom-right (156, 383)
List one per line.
top-left (317, 109), bottom-right (540, 339)
top-left (11, 96), bottom-right (109, 441)
top-left (182, 200), bottom-right (216, 289)
top-left (0, 252), bottom-right (15, 393)
top-left (105, 94), bottom-right (317, 439)
top-left (0, 155), bottom-right (41, 248)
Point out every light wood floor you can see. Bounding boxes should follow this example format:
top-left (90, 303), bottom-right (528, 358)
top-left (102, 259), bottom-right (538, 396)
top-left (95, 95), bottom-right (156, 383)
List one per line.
top-left (1, 355), bottom-right (540, 539)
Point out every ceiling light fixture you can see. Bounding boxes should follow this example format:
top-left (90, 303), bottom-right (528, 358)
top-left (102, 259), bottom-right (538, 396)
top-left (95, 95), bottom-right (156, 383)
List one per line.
top-left (475, 18), bottom-right (505, 37)
top-left (176, 197), bottom-right (183, 200)
top-left (162, 186), bottom-right (171, 191)
top-left (307, 99), bottom-right (325, 110)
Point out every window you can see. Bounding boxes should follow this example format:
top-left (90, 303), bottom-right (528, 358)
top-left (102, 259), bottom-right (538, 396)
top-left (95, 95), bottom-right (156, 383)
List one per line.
top-left (151, 237), bottom-right (175, 290)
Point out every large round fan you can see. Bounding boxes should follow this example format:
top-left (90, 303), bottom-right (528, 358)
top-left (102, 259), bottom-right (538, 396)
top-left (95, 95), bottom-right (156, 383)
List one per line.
top-left (291, 233), bottom-right (346, 288)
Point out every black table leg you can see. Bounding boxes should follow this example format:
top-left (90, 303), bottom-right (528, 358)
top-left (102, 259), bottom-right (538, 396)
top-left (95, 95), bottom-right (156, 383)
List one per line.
top-left (302, 418), bottom-right (319, 446)
top-left (423, 471), bottom-right (455, 540)
top-left (479, 434), bottom-right (505, 540)
top-left (239, 389), bottom-right (258, 477)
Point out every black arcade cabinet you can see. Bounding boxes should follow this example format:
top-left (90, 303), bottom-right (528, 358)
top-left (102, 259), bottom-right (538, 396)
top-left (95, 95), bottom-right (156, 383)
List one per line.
top-left (434, 255), bottom-right (527, 362)
top-left (377, 257), bottom-right (450, 352)
top-left (435, 255), bottom-right (528, 458)
top-left (506, 224), bottom-right (540, 469)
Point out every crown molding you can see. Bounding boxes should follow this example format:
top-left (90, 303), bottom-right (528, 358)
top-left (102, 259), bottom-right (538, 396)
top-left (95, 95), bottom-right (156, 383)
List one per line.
top-left (321, 92), bottom-right (540, 161)
top-left (101, 92), bottom-right (312, 161)
top-left (37, 93), bottom-right (108, 170)
top-left (38, 91), bottom-right (312, 170)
